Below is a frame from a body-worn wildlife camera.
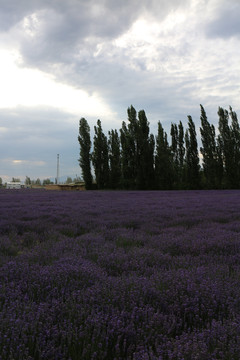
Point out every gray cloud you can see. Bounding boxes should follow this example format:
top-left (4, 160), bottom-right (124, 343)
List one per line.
top-left (1, 0), bottom-right (193, 114)
top-left (205, 1), bottom-right (240, 38)
top-left (5, 0), bottom-right (189, 66)
top-left (0, 0), bottom-right (39, 31)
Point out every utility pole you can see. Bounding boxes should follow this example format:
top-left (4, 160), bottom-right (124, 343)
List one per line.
top-left (57, 154), bottom-right (59, 184)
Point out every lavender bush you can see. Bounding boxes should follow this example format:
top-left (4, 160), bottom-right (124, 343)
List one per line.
top-left (0, 189), bottom-right (240, 359)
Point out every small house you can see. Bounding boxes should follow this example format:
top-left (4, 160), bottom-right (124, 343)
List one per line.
top-left (6, 182), bottom-right (22, 189)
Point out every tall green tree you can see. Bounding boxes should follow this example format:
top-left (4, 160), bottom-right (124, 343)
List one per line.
top-left (170, 123), bottom-right (178, 165)
top-left (170, 121), bottom-right (186, 188)
top-left (229, 106), bottom-right (240, 188)
top-left (120, 121), bottom-right (132, 189)
top-left (120, 106), bottom-right (138, 189)
top-left (92, 119), bottom-right (109, 189)
top-left (66, 177), bottom-right (73, 184)
top-left (35, 178), bottom-right (41, 185)
top-left (120, 106), bottom-right (155, 189)
top-left (170, 123), bottom-right (179, 188)
top-left (147, 133), bottom-right (155, 189)
top-left (108, 129), bottom-right (121, 189)
top-left (185, 116), bottom-right (200, 189)
top-left (78, 118), bottom-right (92, 190)
top-left (217, 107), bottom-right (235, 188)
top-left (155, 121), bottom-right (173, 189)
top-left (25, 176), bottom-right (31, 185)
top-left (127, 105), bottom-right (138, 187)
top-left (178, 121), bottom-right (185, 188)
top-left (136, 110), bottom-right (155, 189)
top-left (215, 138), bottom-right (224, 188)
top-left (199, 105), bottom-right (219, 188)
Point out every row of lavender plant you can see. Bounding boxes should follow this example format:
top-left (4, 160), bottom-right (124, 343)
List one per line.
top-left (0, 189), bottom-right (240, 359)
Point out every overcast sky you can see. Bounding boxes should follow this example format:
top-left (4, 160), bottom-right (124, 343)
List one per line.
top-left (0, 0), bottom-right (239, 182)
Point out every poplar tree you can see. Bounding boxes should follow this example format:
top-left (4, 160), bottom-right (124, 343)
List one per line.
top-left (215, 138), bottom-right (224, 188)
top-left (136, 110), bottom-right (155, 189)
top-left (217, 107), bottom-right (234, 188)
top-left (229, 106), bottom-right (240, 188)
top-left (127, 105), bottom-right (138, 187)
top-left (170, 123), bottom-right (179, 188)
top-left (120, 121), bottom-right (132, 189)
top-left (78, 117), bottom-right (92, 189)
top-left (171, 123), bottom-right (178, 165)
top-left (155, 121), bottom-right (173, 189)
top-left (120, 106), bottom-right (138, 189)
top-left (92, 119), bottom-right (109, 189)
top-left (178, 121), bottom-right (185, 188)
top-left (108, 129), bottom-right (121, 189)
top-left (148, 133), bottom-right (155, 189)
top-left (185, 116), bottom-right (200, 189)
top-left (199, 105), bottom-right (218, 188)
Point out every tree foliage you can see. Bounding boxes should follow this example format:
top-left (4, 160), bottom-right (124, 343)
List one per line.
top-left (25, 176), bottom-right (31, 185)
top-left (229, 106), bottom-right (240, 188)
top-left (78, 105), bottom-right (240, 190)
top-left (78, 117), bottom-right (92, 190)
top-left (155, 122), bottom-right (173, 189)
top-left (185, 116), bottom-right (200, 189)
top-left (108, 129), bottom-right (121, 189)
top-left (136, 110), bottom-right (155, 189)
top-left (120, 106), bottom-right (155, 189)
top-left (92, 120), bottom-right (109, 189)
top-left (200, 105), bottom-right (219, 188)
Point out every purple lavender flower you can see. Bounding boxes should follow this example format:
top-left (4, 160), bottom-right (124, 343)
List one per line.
top-left (1, 189), bottom-right (240, 359)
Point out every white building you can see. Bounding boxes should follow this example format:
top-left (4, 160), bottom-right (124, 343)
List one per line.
top-left (6, 182), bottom-right (22, 189)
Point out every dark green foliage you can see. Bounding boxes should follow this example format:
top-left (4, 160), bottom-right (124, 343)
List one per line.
top-left (78, 118), bottom-right (92, 189)
top-left (108, 129), bottom-right (121, 189)
top-left (171, 123), bottom-right (178, 166)
top-left (120, 121), bottom-right (134, 189)
top-left (170, 123), bottom-right (179, 188)
top-left (217, 107), bottom-right (236, 188)
top-left (78, 105), bottom-right (240, 190)
top-left (170, 121), bottom-right (186, 189)
top-left (217, 106), bottom-right (240, 188)
top-left (215, 137), bottom-right (224, 188)
top-left (155, 122), bottom-right (173, 189)
top-left (127, 105), bottom-right (138, 187)
top-left (120, 106), bottom-right (154, 189)
top-left (136, 110), bottom-right (155, 189)
top-left (178, 121), bottom-right (185, 188)
top-left (229, 106), bottom-right (240, 188)
top-left (25, 176), bottom-right (31, 185)
top-left (185, 116), bottom-right (200, 189)
top-left (120, 106), bottom-right (138, 189)
top-left (200, 105), bottom-right (219, 189)
top-left (148, 133), bottom-right (155, 189)
top-left (92, 119), bottom-right (109, 189)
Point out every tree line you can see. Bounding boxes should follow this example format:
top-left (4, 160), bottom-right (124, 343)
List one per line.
top-left (24, 176), bottom-right (82, 186)
top-left (78, 105), bottom-right (240, 190)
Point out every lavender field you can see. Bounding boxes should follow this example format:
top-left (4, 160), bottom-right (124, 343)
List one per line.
top-left (1, 189), bottom-right (240, 359)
